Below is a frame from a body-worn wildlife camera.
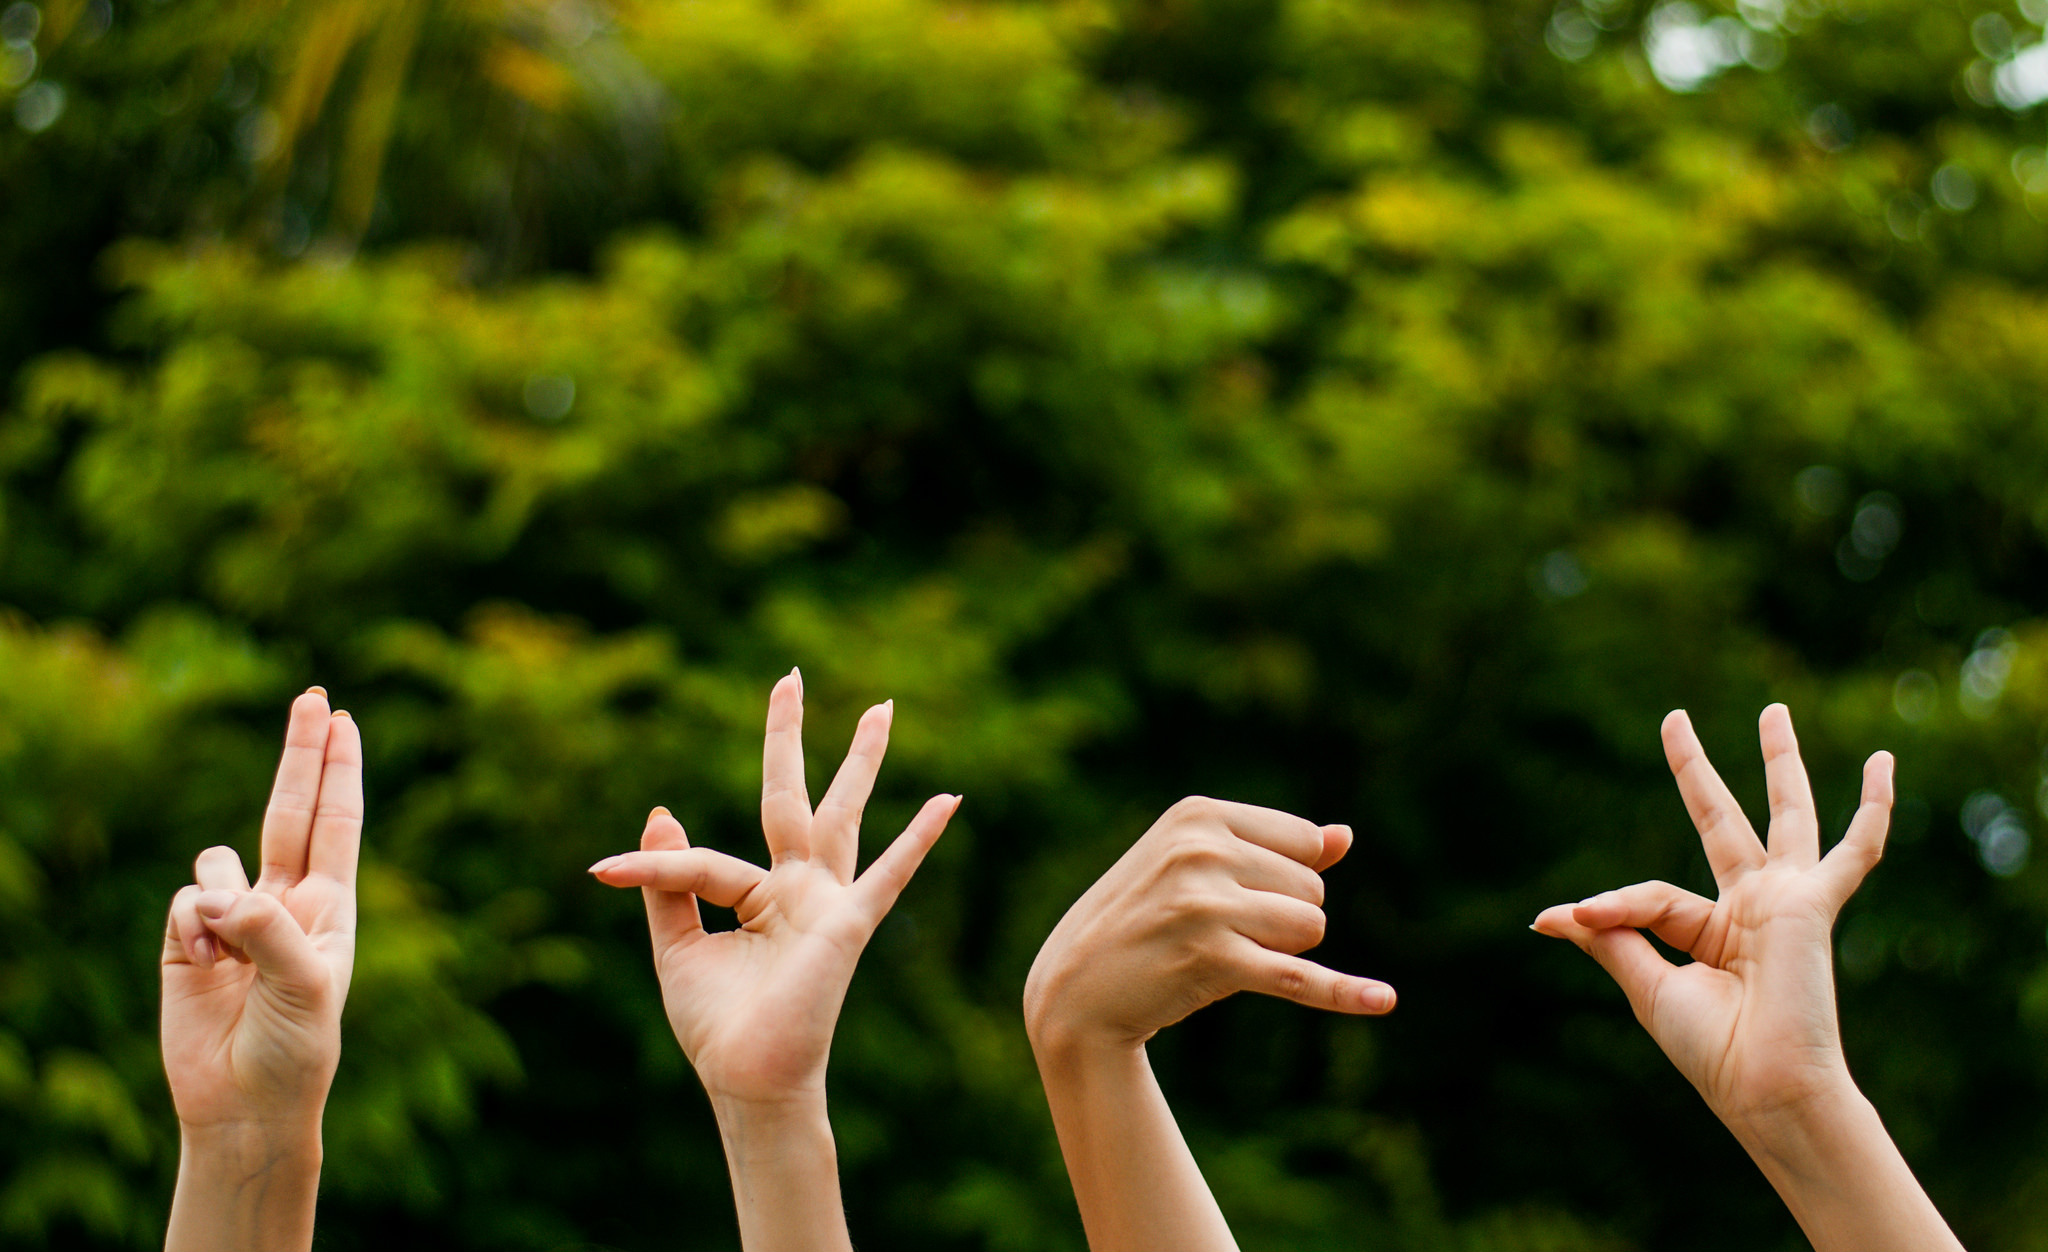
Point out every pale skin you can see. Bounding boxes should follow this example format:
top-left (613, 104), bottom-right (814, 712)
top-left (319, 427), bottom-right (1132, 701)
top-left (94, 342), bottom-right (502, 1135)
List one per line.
top-left (589, 668), bottom-right (960, 1252)
top-left (1022, 797), bottom-right (1396, 1252)
top-left (161, 688), bottom-right (364, 1252)
top-left (1533, 704), bottom-right (1963, 1252)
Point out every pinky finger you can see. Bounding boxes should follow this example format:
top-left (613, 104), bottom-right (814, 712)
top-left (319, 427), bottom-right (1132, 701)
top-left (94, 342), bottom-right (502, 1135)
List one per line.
top-left (1817, 750), bottom-right (1894, 907)
top-left (1236, 945), bottom-right (1396, 1015)
top-left (850, 794), bottom-right (962, 923)
top-left (165, 885), bottom-right (216, 969)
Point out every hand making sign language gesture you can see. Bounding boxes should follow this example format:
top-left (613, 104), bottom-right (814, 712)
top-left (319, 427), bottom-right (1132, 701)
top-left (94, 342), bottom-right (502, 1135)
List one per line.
top-left (1023, 798), bottom-right (1395, 1252)
top-left (1534, 704), bottom-right (1963, 1252)
top-left (589, 669), bottom-right (961, 1252)
top-left (161, 688), bottom-right (364, 1252)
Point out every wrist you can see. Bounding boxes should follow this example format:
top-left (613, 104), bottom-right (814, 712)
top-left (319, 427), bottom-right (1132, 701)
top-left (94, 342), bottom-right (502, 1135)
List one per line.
top-left (705, 1083), bottom-right (854, 1252)
top-left (168, 1117), bottom-right (323, 1252)
top-left (1024, 965), bottom-right (1142, 1060)
top-left (707, 1088), bottom-right (838, 1182)
top-left (1028, 1020), bottom-right (1152, 1118)
top-left (1724, 1072), bottom-right (1874, 1175)
top-left (1028, 1013), bottom-right (1145, 1065)
top-left (179, 1116), bottom-right (324, 1164)
top-left (707, 1084), bottom-right (830, 1125)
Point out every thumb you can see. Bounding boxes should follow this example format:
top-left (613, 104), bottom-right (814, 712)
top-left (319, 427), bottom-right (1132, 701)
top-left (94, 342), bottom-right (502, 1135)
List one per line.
top-left (195, 890), bottom-right (329, 997)
top-left (1236, 944), bottom-right (1396, 1015)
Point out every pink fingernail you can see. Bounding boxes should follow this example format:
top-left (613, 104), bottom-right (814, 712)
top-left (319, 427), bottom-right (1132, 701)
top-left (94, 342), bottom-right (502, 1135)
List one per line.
top-left (1361, 986), bottom-right (1395, 1012)
top-left (306, 685), bottom-right (327, 697)
top-left (196, 936), bottom-right (217, 966)
top-left (195, 891), bottom-right (234, 919)
top-left (589, 857), bottom-right (621, 874)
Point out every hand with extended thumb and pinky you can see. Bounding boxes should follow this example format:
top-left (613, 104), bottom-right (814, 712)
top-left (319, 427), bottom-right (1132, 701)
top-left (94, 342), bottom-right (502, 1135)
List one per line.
top-left (1025, 796), bottom-right (1392, 1053)
top-left (1024, 796), bottom-right (1391, 1252)
top-left (1534, 703), bottom-right (1961, 1252)
top-left (161, 687), bottom-right (364, 1252)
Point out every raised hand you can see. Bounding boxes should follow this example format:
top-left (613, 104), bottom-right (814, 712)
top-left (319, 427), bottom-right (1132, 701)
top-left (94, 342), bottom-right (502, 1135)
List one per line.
top-left (589, 670), bottom-right (957, 1252)
top-left (162, 687), bottom-right (363, 1252)
top-left (1533, 704), bottom-right (1885, 1124)
top-left (591, 669), bottom-right (958, 1103)
top-left (1534, 704), bottom-right (1961, 1252)
top-left (1025, 796), bottom-right (1392, 1052)
top-left (1023, 797), bottom-right (1390, 1252)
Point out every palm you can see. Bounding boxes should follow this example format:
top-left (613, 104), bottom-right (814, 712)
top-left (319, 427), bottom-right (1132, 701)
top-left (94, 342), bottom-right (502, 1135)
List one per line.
top-left (654, 864), bottom-right (875, 1098)
top-left (160, 692), bottom-right (364, 1130)
top-left (593, 672), bottom-right (959, 1104)
top-left (1537, 705), bottom-right (1891, 1122)
top-left (164, 881), bottom-right (353, 1118)
top-left (1646, 873), bottom-right (1844, 1110)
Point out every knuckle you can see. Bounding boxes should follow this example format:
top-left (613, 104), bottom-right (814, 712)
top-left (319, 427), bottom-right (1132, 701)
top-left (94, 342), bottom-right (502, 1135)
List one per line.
top-left (1168, 796), bottom-right (1223, 825)
top-left (1299, 908), bottom-right (1328, 946)
top-left (1172, 886), bottom-right (1229, 921)
top-left (1270, 907), bottom-right (1325, 954)
top-left (1167, 839), bottom-right (1229, 874)
top-left (237, 892), bottom-right (285, 928)
top-left (1270, 962), bottom-right (1314, 1002)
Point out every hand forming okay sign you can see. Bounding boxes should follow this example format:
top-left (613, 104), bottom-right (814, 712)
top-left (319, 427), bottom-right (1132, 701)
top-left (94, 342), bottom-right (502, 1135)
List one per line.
top-left (590, 670), bottom-right (960, 1107)
top-left (1534, 704), bottom-right (1892, 1128)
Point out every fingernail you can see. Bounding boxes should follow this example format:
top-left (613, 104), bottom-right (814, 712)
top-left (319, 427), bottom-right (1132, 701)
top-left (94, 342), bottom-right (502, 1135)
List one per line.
top-left (333, 710), bottom-right (352, 719)
top-left (589, 857), bottom-right (621, 874)
top-left (650, 805), bottom-right (671, 819)
top-left (196, 936), bottom-right (217, 966)
top-left (1361, 986), bottom-right (1395, 1012)
top-left (306, 685), bottom-right (327, 697)
top-left (791, 666), bottom-right (803, 697)
top-left (195, 890), bottom-right (235, 919)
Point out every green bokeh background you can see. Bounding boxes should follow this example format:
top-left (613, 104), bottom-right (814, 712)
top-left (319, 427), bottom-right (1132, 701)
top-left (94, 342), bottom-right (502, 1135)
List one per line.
top-left (5, 0), bottom-right (2048, 1245)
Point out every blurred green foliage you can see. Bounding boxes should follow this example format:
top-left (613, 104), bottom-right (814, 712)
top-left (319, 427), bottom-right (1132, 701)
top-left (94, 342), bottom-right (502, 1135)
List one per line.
top-left (5, 0), bottom-right (2048, 1245)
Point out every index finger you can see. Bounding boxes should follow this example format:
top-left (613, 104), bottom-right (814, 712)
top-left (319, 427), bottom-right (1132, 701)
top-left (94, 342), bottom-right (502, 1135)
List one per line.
top-left (257, 689), bottom-right (335, 892)
top-left (307, 710), bottom-right (364, 886)
top-left (1660, 710), bottom-right (1765, 888)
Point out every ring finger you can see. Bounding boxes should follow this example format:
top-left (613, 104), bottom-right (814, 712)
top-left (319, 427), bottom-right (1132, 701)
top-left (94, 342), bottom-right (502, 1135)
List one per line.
top-left (192, 847), bottom-right (252, 961)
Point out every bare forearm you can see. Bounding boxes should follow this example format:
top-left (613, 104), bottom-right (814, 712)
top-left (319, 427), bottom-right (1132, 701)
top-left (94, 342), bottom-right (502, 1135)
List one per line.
top-left (1032, 1033), bottom-right (1238, 1252)
top-left (165, 1122), bottom-right (322, 1252)
top-left (712, 1094), bottom-right (855, 1252)
top-left (1734, 1085), bottom-right (1963, 1252)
